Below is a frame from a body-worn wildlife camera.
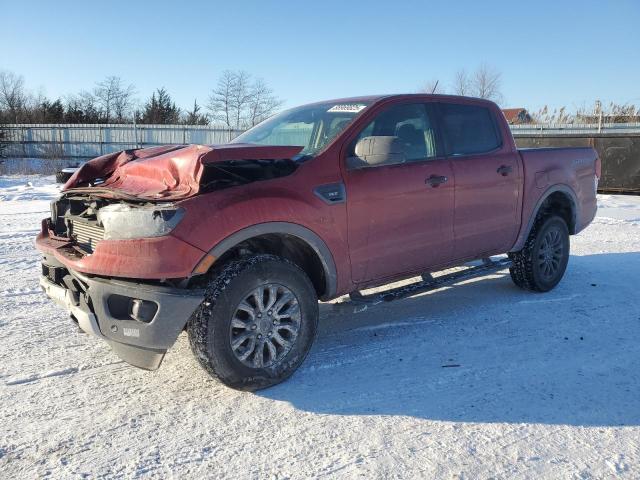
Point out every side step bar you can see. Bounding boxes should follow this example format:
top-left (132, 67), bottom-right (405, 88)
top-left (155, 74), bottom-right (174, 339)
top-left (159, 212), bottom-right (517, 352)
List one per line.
top-left (348, 257), bottom-right (513, 305)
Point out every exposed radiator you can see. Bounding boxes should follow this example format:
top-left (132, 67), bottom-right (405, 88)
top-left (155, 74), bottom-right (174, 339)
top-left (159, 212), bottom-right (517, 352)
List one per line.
top-left (69, 219), bottom-right (104, 253)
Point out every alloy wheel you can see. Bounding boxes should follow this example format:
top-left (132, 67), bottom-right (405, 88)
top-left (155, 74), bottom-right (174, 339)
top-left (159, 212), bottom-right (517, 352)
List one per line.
top-left (537, 227), bottom-right (564, 280)
top-left (229, 284), bottom-right (301, 368)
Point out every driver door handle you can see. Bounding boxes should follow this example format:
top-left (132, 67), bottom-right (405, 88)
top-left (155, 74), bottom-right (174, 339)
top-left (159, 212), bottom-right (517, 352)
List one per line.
top-left (426, 175), bottom-right (448, 187)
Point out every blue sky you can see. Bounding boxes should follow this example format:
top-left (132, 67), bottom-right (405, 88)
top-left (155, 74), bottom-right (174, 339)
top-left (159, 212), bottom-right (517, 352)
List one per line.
top-left (2, 0), bottom-right (638, 113)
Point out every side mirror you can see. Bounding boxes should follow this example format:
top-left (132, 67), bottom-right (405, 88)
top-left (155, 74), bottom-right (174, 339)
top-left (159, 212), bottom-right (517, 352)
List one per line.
top-left (347, 136), bottom-right (406, 169)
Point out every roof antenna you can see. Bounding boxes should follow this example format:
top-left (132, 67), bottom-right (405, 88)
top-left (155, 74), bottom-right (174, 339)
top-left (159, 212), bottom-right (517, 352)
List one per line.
top-left (431, 80), bottom-right (439, 94)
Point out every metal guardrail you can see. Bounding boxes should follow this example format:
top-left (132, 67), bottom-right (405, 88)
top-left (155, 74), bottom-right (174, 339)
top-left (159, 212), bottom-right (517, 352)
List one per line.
top-left (510, 122), bottom-right (640, 135)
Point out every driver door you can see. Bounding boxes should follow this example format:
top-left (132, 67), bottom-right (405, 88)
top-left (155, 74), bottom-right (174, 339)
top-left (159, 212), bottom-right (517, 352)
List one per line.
top-left (344, 102), bottom-right (455, 284)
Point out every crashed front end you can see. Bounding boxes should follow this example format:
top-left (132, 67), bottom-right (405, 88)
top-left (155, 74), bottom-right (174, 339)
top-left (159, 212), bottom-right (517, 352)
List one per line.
top-left (36, 145), bottom-right (210, 370)
top-left (36, 142), bottom-right (303, 370)
top-left (37, 193), bottom-right (206, 370)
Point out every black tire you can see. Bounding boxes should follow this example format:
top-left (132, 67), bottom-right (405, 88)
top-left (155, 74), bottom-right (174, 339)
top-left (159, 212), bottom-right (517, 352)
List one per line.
top-left (55, 170), bottom-right (74, 183)
top-left (508, 215), bottom-right (570, 292)
top-left (188, 254), bottom-right (319, 391)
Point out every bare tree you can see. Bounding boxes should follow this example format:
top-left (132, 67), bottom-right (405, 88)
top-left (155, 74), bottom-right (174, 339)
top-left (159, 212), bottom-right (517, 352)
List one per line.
top-left (247, 78), bottom-right (283, 126)
top-left (0, 70), bottom-right (27, 122)
top-left (230, 71), bottom-right (253, 129)
top-left (94, 76), bottom-right (136, 123)
top-left (18, 88), bottom-right (47, 123)
top-left (208, 70), bottom-right (282, 129)
top-left (471, 64), bottom-right (502, 103)
top-left (113, 84), bottom-right (136, 121)
top-left (64, 90), bottom-right (101, 123)
top-left (420, 79), bottom-right (445, 94)
top-left (208, 70), bottom-right (236, 129)
top-left (452, 69), bottom-right (471, 96)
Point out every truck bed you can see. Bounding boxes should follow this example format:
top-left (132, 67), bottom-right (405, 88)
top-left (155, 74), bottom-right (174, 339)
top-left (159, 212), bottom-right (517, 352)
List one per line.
top-left (516, 146), bottom-right (599, 248)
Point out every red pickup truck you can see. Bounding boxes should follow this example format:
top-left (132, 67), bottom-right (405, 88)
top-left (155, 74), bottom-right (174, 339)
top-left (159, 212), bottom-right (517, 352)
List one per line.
top-left (36, 94), bottom-right (599, 390)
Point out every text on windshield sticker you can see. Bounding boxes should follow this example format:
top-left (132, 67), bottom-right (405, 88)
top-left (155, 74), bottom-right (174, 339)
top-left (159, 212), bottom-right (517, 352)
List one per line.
top-left (327, 104), bottom-right (367, 113)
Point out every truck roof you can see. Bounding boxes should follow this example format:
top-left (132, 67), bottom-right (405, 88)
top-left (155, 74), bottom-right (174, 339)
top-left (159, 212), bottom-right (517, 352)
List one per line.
top-left (305, 93), bottom-right (498, 107)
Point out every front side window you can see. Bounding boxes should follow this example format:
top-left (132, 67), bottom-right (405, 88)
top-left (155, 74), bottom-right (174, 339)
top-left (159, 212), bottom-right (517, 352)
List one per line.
top-left (440, 103), bottom-right (501, 155)
top-left (231, 101), bottom-right (371, 159)
top-left (349, 103), bottom-right (438, 165)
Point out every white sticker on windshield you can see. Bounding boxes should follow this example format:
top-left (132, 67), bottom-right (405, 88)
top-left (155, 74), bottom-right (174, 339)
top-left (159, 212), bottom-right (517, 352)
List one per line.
top-left (327, 104), bottom-right (367, 113)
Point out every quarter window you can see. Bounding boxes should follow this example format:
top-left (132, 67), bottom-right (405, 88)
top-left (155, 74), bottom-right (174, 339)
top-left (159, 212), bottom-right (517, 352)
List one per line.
top-left (440, 103), bottom-right (501, 155)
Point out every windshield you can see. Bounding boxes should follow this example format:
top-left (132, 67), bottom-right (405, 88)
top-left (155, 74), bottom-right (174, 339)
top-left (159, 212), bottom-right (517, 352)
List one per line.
top-left (231, 101), bottom-right (372, 159)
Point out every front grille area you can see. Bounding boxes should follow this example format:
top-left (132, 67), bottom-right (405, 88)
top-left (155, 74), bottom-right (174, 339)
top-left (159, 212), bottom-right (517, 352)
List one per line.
top-left (68, 219), bottom-right (104, 253)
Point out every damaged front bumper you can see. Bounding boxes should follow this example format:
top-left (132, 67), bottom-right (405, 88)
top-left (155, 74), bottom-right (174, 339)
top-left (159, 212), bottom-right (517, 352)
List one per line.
top-left (39, 259), bottom-right (204, 370)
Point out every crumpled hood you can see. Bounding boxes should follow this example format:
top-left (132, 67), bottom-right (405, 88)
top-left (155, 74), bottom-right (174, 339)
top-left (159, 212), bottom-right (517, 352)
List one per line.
top-left (63, 143), bottom-right (304, 201)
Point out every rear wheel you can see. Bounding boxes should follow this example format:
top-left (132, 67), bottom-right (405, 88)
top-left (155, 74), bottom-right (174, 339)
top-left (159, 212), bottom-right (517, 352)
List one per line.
top-left (188, 254), bottom-right (318, 391)
top-left (508, 215), bottom-right (570, 292)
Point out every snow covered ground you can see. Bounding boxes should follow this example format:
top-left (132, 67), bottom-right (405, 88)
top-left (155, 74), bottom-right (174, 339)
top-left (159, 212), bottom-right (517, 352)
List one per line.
top-left (0, 175), bottom-right (639, 479)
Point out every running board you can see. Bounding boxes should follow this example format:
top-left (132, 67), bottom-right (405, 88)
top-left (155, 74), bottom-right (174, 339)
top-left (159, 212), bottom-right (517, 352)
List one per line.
top-left (348, 257), bottom-right (513, 305)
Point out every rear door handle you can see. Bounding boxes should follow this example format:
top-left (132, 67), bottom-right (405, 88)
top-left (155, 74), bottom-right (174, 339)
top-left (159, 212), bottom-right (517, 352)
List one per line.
top-left (426, 175), bottom-right (448, 187)
top-left (497, 165), bottom-right (513, 176)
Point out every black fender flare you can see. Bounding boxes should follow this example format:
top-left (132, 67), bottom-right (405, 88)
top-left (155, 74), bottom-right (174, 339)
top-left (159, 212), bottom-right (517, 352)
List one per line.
top-left (511, 184), bottom-right (579, 252)
top-left (208, 222), bottom-right (338, 299)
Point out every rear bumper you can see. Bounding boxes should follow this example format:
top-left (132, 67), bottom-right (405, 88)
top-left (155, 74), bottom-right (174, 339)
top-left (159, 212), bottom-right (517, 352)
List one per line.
top-left (39, 262), bottom-right (204, 370)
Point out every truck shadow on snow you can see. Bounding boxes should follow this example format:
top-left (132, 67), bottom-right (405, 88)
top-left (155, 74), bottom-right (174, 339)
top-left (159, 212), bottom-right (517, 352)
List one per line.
top-left (259, 252), bottom-right (640, 427)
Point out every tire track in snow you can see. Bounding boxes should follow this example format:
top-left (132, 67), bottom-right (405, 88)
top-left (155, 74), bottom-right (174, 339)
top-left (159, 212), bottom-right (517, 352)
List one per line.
top-left (593, 216), bottom-right (640, 226)
top-left (0, 230), bottom-right (40, 240)
top-left (1, 288), bottom-right (42, 298)
top-left (517, 293), bottom-right (582, 304)
top-left (5, 367), bottom-right (80, 385)
top-left (4, 361), bottom-right (126, 386)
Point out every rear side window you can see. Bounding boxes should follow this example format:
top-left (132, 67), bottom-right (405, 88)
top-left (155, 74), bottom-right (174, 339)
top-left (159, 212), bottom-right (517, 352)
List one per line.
top-left (440, 103), bottom-right (501, 155)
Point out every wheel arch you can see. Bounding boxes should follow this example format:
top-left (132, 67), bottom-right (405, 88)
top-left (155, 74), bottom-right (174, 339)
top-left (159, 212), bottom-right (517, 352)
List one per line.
top-left (204, 222), bottom-right (338, 300)
top-left (512, 184), bottom-right (579, 252)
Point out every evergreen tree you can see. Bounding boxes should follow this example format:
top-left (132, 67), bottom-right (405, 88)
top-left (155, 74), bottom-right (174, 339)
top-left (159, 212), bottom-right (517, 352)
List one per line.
top-left (138, 88), bottom-right (181, 124)
top-left (183, 99), bottom-right (208, 125)
top-left (40, 99), bottom-right (65, 123)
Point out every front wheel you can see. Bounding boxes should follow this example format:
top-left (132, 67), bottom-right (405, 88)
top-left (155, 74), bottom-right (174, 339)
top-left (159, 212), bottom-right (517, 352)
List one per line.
top-left (509, 215), bottom-right (570, 292)
top-left (188, 254), bottom-right (318, 391)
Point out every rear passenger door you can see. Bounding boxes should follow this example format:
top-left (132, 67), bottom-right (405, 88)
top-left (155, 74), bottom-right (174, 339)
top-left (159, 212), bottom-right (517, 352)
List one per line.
top-left (439, 102), bottom-right (521, 260)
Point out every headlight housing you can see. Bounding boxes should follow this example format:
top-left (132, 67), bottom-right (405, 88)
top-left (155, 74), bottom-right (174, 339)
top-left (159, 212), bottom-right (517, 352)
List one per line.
top-left (97, 203), bottom-right (185, 240)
